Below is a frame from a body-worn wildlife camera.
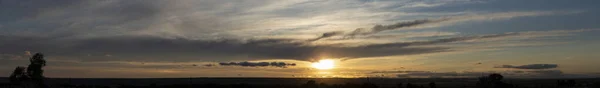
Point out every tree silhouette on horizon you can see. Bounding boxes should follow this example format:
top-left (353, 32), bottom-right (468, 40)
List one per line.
top-left (8, 52), bottom-right (48, 88)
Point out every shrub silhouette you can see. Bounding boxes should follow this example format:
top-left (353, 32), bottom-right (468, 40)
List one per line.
top-left (7, 53), bottom-right (48, 88)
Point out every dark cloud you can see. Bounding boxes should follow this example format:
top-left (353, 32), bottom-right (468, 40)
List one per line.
top-left (0, 0), bottom-right (170, 40)
top-left (0, 0), bottom-right (584, 63)
top-left (218, 62), bottom-right (296, 68)
top-left (360, 32), bottom-right (519, 48)
top-left (495, 64), bottom-right (558, 69)
top-left (0, 0), bottom-right (163, 23)
top-left (0, 30), bottom-right (529, 62)
top-left (308, 18), bottom-right (450, 41)
top-left (307, 31), bottom-right (344, 41)
top-left (0, 0), bottom-right (237, 37)
top-left (308, 11), bottom-right (567, 41)
top-left (0, 0), bottom-right (476, 62)
top-left (348, 19), bottom-right (450, 36)
top-left (0, 0), bottom-right (84, 20)
top-left (529, 70), bottom-right (563, 76)
top-left (203, 64), bottom-right (216, 67)
top-left (0, 35), bottom-right (451, 62)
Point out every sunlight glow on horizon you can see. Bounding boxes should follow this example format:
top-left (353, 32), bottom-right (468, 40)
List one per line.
top-left (312, 59), bottom-right (335, 70)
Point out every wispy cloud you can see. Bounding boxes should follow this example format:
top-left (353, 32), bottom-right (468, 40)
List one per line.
top-left (218, 61), bottom-right (297, 68)
top-left (495, 64), bottom-right (558, 69)
top-left (308, 11), bottom-right (578, 41)
top-left (2, 29), bottom-right (593, 62)
top-left (0, 0), bottom-right (540, 41)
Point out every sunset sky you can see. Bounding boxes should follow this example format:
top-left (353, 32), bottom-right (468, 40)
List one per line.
top-left (1, 0), bottom-right (599, 78)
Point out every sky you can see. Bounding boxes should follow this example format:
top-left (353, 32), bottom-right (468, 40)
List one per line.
top-left (1, 0), bottom-right (600, 78)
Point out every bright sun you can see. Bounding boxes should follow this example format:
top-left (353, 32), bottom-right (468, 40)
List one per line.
top-left (312, 59), bottom-right (335, 70)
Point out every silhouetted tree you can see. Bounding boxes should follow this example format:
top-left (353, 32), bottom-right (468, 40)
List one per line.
top-left (28, 53), bottom-right (48, 88)
top-left (6, 53), bottom-right (48, 88)
top-left (9, 66), bottom-right (28, 84)
top-left (27, 53), bottom-right (46, 79)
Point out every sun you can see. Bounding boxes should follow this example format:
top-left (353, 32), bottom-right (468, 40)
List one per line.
top-left (312, 59), bottom-right (335, 70)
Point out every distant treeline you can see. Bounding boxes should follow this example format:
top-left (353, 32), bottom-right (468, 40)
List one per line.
top-left (2, 79), bottom-right (600, 88)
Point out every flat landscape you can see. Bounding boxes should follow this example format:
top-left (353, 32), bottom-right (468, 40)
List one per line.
top-left (2, 77), bottom-right (599, 88)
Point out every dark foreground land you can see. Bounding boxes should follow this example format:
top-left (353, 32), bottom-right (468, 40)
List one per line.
top-left (1, 77), bottom-right (599, 88)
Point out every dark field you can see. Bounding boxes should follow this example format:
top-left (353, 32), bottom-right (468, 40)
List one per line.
top-left (1, 77), bottom-right (599, 88)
